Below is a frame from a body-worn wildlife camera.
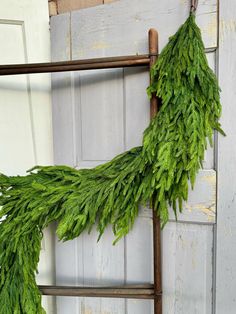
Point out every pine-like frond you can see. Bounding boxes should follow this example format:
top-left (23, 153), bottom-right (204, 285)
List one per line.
top-left (0, 13), bottom-right (224, 313)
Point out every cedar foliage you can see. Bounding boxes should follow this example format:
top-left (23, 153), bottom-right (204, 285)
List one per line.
top-left (0, 13), bottom-right (224, 313)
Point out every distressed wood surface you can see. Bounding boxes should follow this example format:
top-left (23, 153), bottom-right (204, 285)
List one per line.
top-left (162, 223), bottom-right (213, 313)
top-left (216, 1), bottom-right (236, 313)
top-left (51, 1), bottom-right (218, 313)
top-left (76, 69), bottom-right (124, 161)
top-left (71, 0), bottom-right (217, 60)
top-left (51, 13), bottom-right (75, 167)
top-left (51, 13), bottom-right (78, 312)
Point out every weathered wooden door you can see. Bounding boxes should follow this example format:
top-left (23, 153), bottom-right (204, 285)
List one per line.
top-left (51, 1), bottom-right (234, 313)
top-left (0, 1), bottom-right (54, 313)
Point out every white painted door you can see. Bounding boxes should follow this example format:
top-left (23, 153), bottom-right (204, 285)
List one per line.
top-left (0, 1), bottom-right (55, 313)
top-left (51, 1), bottom-right (224, 313)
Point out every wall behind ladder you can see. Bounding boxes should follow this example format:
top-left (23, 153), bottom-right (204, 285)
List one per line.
top-left (51, 0), bottom-right (221, 313)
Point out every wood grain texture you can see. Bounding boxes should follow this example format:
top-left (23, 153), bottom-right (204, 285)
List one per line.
top-left (216, 1), bottom-right (236, 313)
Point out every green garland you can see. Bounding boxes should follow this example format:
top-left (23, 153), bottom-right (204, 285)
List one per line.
top-left (0, 13), bottom-right (224, 313)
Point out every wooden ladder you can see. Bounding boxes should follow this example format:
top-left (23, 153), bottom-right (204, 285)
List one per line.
top-left (0, 28), bottom-right (162, 314)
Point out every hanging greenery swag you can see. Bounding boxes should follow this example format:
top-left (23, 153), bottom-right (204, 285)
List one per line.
top-left (0, 11), bottom-right (224, 314)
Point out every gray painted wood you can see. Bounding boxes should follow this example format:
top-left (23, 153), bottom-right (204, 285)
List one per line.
top-left (51, 1), bottom-right (219, 313)
top-left (79, 228), bottom-right (125, 314)
top-left (55, 238), bottom-right (79, 313)
top-left (51, 13), bottom-right (78, 313)
top-left (169, 169), bottom-right (216, 224)
top-left (51, 13), bottom-right (76, 167)
top-left (216, 1), bottom-right (236, 313)
top-left (124, 67), bottom-right (150, 150)
top-left (76, 69), bottom-right (124, 162)
top-left (71, 0), bottom-right (217, 60)
top-left (162, 223), bottom-right (213, 313)
top-left (124, 66), bottom-right (153, 314)
top-left (126, 217), bottom-right (154, 313)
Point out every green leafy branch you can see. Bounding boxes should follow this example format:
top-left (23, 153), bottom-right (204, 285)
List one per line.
top-left (0, 13), bottom-right (224, 313)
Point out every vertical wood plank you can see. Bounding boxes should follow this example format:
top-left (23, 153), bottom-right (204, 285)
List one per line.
top-left (51, 13), bottom-right (71, 62)
top-left (124, 66), bottom-right (152, 313)
top-left (123, 67), bottom-right (150, 150)
top-left (71, 11), bottom-right (126, 311)
top-left (55, 239), bottom-right (80, 314)
top-left (76, 69), bottom-right (124, 163)
top-left (51, 13), bottom-right (79, 314)
top-left (52, 2), bottom-right (219, 313)
top-left (73, 72), bottom-right (126, 311)
top-left (80, 228), bottom-right (125, 314)
top-left (126, 217), bottom-right (153, 314)
top-left (51, 13), bottom-right (76, 166)
top-left (204, 52), bottom-right (216, 169)
top-left (216, 1), bottom-right (236, 313)
top-left (162, 223), bottom-right (213, 314)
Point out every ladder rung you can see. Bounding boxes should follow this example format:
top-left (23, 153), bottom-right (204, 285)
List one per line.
top-left (38, 284), bottom-right (162, 299)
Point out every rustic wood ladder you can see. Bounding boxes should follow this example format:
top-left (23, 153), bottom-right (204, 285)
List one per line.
top-left (0, 28), bottom-right (162, 314)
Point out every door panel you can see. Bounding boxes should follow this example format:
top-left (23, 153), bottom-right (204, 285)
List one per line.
top-left (0, 1), bottom-right (54, 312)
top-left (77, 69), bottom-right (125, 162)
top-left (51, 1), bottom-right (218, 313)
top-left (0, 21), bottom-right (36, 174)
top-left (163, 223), bottom-right (214, 313)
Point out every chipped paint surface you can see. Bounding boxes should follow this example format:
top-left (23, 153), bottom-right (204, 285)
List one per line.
top-left (201, 15), bottom-right (217, 46)
top-left (220, 18), bottom-right (236, 33)
top-left (91, 41), bottom-right (111, 50)
top-left (202, 172), bottom-right (216, 185)
top-left (83, 307), bottom-right (92, 314)
top-left (185, 171), bottom-right (216, 222)
top-left (184, 202), bottom-right (215, 222)
top-left (82, 304), bottom-right (113, 314)
top-left (220, 18), bottom-right (236, 42)
top-left (167, 170), bottom-right (216, 223)
top-left (191, 172), bottom-right (216, 222)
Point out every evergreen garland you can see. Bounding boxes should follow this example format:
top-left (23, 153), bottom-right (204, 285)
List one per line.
top-left (0, 13), bottom-right (224, 313)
